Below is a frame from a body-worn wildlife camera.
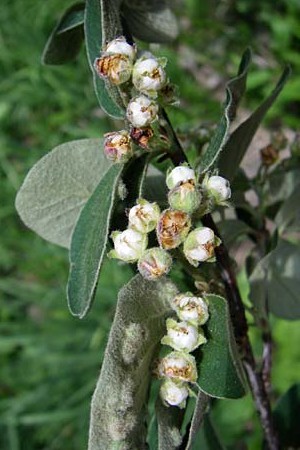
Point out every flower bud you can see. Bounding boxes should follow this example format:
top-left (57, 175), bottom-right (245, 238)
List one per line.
top-left (104, 36), bottom-right (136, 61)
top-left (108, 229), bottom-right (147, 263)
top-left (168, 181), bottom-right (201, 214)
top-left (166, 166), bottom-right (197, 190)
top-left (204, 175), bottom-right (231, 204)
top-left (138, 247), bottom-right (172, 280)
top-left (126, 95), bottom-right (159, 128)
top-left (130, 126), bottom-right (154, 150)
top-left (156, 351), bottom-right (198, 383)
top-left (132, 54), bottom-right (167, 97)
top-left (128, 199), bottom-right (160, 233)
top-left (160, 380), bottom-right (189, 408)
top-left (156, 209), bottom-right (191, 250)
top-left (171, 293), bottom-right (209, 326)
top-left (104, 130), bottom-right (133, 163)
top-left (94, 54), bottom-right (132, 85)
top-left (161, 318), bottom-right (206, 352)
top-left (183, 227), bottom-right (221, 267)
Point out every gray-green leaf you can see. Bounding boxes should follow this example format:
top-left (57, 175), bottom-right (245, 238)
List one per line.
top-left (67, 164), bottom-right (123, 318)
top-left (274, 383), bottom-right (300, 448)
top-left (88, 275), bottom-right (178, 450)
top-left (15, 139), bottom-right (109, 249)
top-left (42, 2), bottom-right (85, 65)
top-left (198, 294), bottom-right (246, 399)
top-left (85, 0), bottom-right (125, 118)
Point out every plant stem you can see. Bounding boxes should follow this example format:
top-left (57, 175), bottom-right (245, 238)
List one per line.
top-left (162, 109), bottom-right (279, 449)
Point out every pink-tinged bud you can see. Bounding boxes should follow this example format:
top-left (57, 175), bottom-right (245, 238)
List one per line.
top-left (183, 227), bottom-right (221, 267)
top-left (157, 209), bottom-right (191, 250)
top-left (160, 380), bottom-right (189, 409)
top-left (104, 36), bottom-right (136, 61)
top-left (166, 166), bottom-right (197, 190)
top-left (128, 199), bottom-right (160, 234)
top-left (108, 229), bottom-right (148, 263)
top-left (168, 181), bottom-right (201, 214)
top-left (104, 130), bottom-right (133, 163)
top-left (171, 293), bottom-right (209, 326)
top-left (132, 54), bottom-right (167, 97)
top-left (156, 351), bottom-right (198, 383)
top-left (138, 247), bottom-right (172, 280)
top-left (94, 54), bottom-right (132, 85)
top-left (161, 318), bottom-right (206, 352)
top-left (126, 95), bottom-right (159, 128)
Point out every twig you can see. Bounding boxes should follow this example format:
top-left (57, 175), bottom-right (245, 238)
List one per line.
top-left (261, 318), bottom-right (273, 396)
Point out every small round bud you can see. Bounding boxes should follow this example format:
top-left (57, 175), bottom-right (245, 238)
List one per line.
top-left (161, 318), bottom-right (206, 352)
top-left (156, 351), bottom-right (198, 383)
top-left (104, 130), bottom-right (133, 163)
top-left (138, 247), bottom-right (172, 280)
top-left (132, 55), bottom-right (167, 97)
top-left (130, 127), bottom-right (154, 150)
top-left (166, 166), bottom-right (197, 190)
top-left (94, 54), bottom-right (132, 85)
top-left (108, 229), bottom-right (148, 263)
top-left (157, 209), bottom-right (191, 250)
top-left (128, 199), bottom-right (160, 234)
top-left (204, 175), bottom-right (231, 204)
top-left (104, 36), bottom-right (136, 61)
top-left (126, 95), bottom-right (159, 128)
top-left (183, 227), bottom-right (221, 267)
top-left (171, 293), bottom-right (209, 326)
top-left (168, 181), bottom-right (201, 214)
top-left (160, 380), bottom-right (189, 408)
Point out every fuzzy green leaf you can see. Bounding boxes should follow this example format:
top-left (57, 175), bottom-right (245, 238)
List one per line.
top-left (274, 186), bottom-right (300, 235)
top-left (42, 2), bottom-right (85, 65)
top-left (198, 294), bottom-right (246, 399)
top-left (184, 391), bottom-right (209, 450)
top-left (67, 164), bottom-right (123, 318)
top-left (274, 384), bottom-right (300, 448)
top-left (122, 0), bottom-right (178, 43)
top-left (15, 139), bottom-right (109, 249)
top-left (156, 399), bottom-right (183, 450)
top-left (88, 275), bottom-right (178, 449)
top-left (190, 415), bottom-right (224, 450)
top-left (85, 0), bottom-right (125, 118)
top-left (197, 48), bottom-right (252, 172)
top-left (218, 66), bottom-right (291, 181)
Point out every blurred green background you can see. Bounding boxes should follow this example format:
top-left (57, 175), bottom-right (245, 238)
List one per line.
top-left (0, 0), bottom-right (299, 449)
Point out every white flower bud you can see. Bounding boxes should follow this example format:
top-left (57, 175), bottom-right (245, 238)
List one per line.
top-left (132, 55), bottom-right (167, 97)
top-left (138, 247), bottom-right (172, 280)
top-left (104, 36), bottom-right (136, 61)
top-left (157, 209), bottom-right (191, 250)
top-left (161, 318), bottom-right (206, 352)
top-left (128, 199), bottom-right (160, 233)
top-left (204, 175), bottom-right (231, 204)
top-left (183, 227), bottom-right (221, 267)
top-left (126, 95), bottom-right (159, 128)
top-left (156, 351), bottom-right (198, 383)
top-left (166, 166), bottom-right (197, 190)
top-left (104, 130), bottom-right (133, 163)
top-left (94, 54), bottom-right (132, 85)
top-left (160, 380), bottom-right (189, 408)
top-left (171, 293), bottom-right (209, 326)
top-left (168, 181), bottom-right (201, 214)
top-left (108, 229), bottom-right (147, 263)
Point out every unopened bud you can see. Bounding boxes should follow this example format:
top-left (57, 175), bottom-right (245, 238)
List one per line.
top-left (130, 126), bottom-right (154, 150)
top-left (260, 144), bottom-right (279, 167)
top-left (161, 318), bottom-right (206, 352)
top-left (166, 166), bottom-right (197, 190)
top-left (171, 293), bottom-right (209, 326)
top-left (132, 54), bottom-right (167, 97)
top-left (168, 181), bottom-right (201, 214)
top-left (94, 54), bottom-right (132, 85)
top-left (204, 175), bottom-right (231, 204)
top-left (108, 229), bottom-right (147, 263)
top-left (156, 351), bottom-right (198, 383)
top-left (160, 380), bottom-right (189, 408)
top-left (157, 209), bottom-right (191, 250)
top-left (183, 227), bottom-right (221, 267)
top-left (128, 199), bottom-right (160, 233)
top-left (138, 247), bottom-right (172, 280)
top-left (126, 95), bottom-right (159, 128)
top-left (104, 130), bottom-right (133, 163)
top-left (104, 36), bottom-right (136, 61)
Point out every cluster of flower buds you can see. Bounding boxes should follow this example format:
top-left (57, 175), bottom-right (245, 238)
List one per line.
top-left (95, 37), bottom-right (176, 163)
top-left (157, 292), bottom-right (209, 408)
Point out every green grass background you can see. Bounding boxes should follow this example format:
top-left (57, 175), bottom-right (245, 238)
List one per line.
top-left (0, 0), bottom-right (299, 448)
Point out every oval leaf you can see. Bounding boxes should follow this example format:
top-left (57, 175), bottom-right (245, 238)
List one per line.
top-left (88, 275), bottom-right (178, 449)
top-left (42, 2), bottom-right (85, 65)
top-left (274, 384), bottom-right (300, 448)
top-left (198, 294), bottom-right (246, 399)
top-left (15, 139), bottom-right (110, 249)
top-left (67, 164), bottom-right (123, 318)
